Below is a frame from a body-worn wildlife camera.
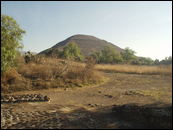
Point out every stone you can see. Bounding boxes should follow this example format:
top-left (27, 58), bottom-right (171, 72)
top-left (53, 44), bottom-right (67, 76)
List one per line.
top-left (1, 94), bottom-right (50, 103)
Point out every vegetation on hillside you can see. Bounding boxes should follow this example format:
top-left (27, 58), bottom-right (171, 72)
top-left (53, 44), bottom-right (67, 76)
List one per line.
top-left (41, 42), bottom-right (84, 61)
top-left (90, 46), bottom-right (172, 66)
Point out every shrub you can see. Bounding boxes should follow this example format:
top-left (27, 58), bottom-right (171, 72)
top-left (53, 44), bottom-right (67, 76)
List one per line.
top-left (1, 68), bottom-right (30, 93)
top-left (1, 68), bottom-right (21, 84)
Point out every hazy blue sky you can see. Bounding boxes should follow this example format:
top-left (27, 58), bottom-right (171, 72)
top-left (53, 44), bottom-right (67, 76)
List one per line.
top-left (1, 1), bottom-right (172, 60)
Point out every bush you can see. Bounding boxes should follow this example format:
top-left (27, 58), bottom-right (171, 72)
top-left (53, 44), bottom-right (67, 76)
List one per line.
top-left (1, 68), bottom-right (21, 84)
top-left (1, 68), bottom-right (30, 93)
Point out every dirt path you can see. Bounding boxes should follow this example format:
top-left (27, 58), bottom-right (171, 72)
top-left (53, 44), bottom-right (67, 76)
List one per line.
top-left (1, 72), bottom-right (172, 129)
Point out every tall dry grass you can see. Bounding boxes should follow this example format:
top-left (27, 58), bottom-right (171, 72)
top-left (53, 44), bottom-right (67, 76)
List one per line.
top-left (64, 57), bottom-right (103, 85)
top-left (95, 64), bottom-right (172, 75)
top-left (2, 56), bottom-right (104, 93)
top-left (3, 55), bottom-right (171, 93)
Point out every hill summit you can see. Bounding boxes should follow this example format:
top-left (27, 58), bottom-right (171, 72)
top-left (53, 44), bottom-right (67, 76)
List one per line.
top-left (39, 34), bottom-right (124, 56)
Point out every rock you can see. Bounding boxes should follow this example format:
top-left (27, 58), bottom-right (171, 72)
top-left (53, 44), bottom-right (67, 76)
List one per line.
top-left (44, 96), bottom-right (50, 101)
top-left (1, 94), bottom-right (50, 103)
top-left (105, 94), bottom-right (113, 98)
top-left (88, 103), bottom-right (98, 107)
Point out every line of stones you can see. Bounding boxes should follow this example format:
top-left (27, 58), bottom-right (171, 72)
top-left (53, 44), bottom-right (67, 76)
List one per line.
top-left (1, 94), bottom-right (50, 103)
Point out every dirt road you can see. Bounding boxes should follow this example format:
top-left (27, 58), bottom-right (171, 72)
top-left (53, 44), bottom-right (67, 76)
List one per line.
top-left (1, 72), bottom-right (172, 129)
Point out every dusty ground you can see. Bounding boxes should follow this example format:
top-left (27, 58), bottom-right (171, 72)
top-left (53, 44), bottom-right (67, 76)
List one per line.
top-left (1, 72), bottom-right (172, 129)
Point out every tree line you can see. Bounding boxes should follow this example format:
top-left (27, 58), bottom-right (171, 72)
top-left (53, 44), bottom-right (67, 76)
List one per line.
top-left (91, 46), bottom-right (172, 65)
top-left (44, 42), bottom-right (172, 66)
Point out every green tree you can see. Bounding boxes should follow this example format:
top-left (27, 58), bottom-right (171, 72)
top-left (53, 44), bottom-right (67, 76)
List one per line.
top-left (160, 56), bottom-right (172, 65)
top-left (121, 47), bottom-right (136, 63)
top-left (132, 57), bottom-right (154, 65)
top-left (1, 15), bottom-right (25, 74)
top-left (154, 59), bottom-right (160, 65)
top-left (61, 42), bottom-right (84, 61)
top-left (141, 57), bottom-right (154, 65)
top-left (91, 46), bottom-right (123, 64)
top-left (91, 51), bottom-right (102, 63)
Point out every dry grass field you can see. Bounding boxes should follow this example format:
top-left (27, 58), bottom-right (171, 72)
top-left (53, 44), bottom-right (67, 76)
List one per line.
top-left (1, 57), bottom-right (172, 129)
top-left (1, 57), bottom-right (172, 93)
top-left (95, 64), bottom-right (172, 75)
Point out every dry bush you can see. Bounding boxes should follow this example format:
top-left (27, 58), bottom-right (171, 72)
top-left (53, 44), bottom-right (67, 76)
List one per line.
top-left (64, 66), bottom-right (85, 81)
top-left (2, 57), bottom-right (105, 93)
top-left (65, 57), bottom-right (103, 85)
top-left (18, 62), bottom-right (68, 80)
top-left (32, 80), bottom-right (51, 89)
top-left (1, 68), bottom-right (31, 93)
top-left (64, 67), bottom-right (103, 86)
top-left (15, 54), bottom-right (25, 67)
top-left (1, 68), bottom-right (22, 84)
top-left (84, 56), bottom-right (96, 71)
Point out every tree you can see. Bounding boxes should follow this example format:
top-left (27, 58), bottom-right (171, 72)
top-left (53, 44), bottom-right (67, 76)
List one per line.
top-left (142, 57), bottom-right (154, 65)
top-left (100, 46), bottom-right (115, 63)
top-left (61, 42), bottom-right (84, 61)
top-left (131, 57), bottom-right (154, 65)
top-left (154, 59), bottom-right (160, 65)
top-left (91, 51), bottom-right (102, 63)
top-left (120, 47), bottom-right (136, 63)
top-left (91, 46), bottom-right (123, 64)
top-left (1, 15), bottom-right (25, 74)
top-left (159, 56), bottom-right (172, 65)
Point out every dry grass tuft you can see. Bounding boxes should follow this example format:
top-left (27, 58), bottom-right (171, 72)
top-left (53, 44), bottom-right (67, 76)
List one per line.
top-left (1, 68), bottom-right (22, 84)
top-left (1, 68), bottom-right (30, 93)
top-left (64, 57), bottom-right (104, 87)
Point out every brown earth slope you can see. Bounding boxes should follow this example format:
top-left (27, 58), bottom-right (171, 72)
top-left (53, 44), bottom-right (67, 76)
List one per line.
top-left (39, 34), bottom-right (124, 56)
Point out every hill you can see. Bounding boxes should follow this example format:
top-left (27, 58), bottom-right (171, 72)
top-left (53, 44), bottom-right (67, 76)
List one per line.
top-left (39, 34), bottom-right (124, 56)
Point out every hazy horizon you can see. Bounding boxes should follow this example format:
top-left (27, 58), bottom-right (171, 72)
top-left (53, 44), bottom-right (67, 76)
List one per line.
top-left (1, 1), bottom-right (172, 60)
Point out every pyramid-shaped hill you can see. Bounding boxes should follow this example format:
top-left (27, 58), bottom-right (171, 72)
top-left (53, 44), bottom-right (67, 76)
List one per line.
top-left (39, 34), bottom-right (124, 56)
